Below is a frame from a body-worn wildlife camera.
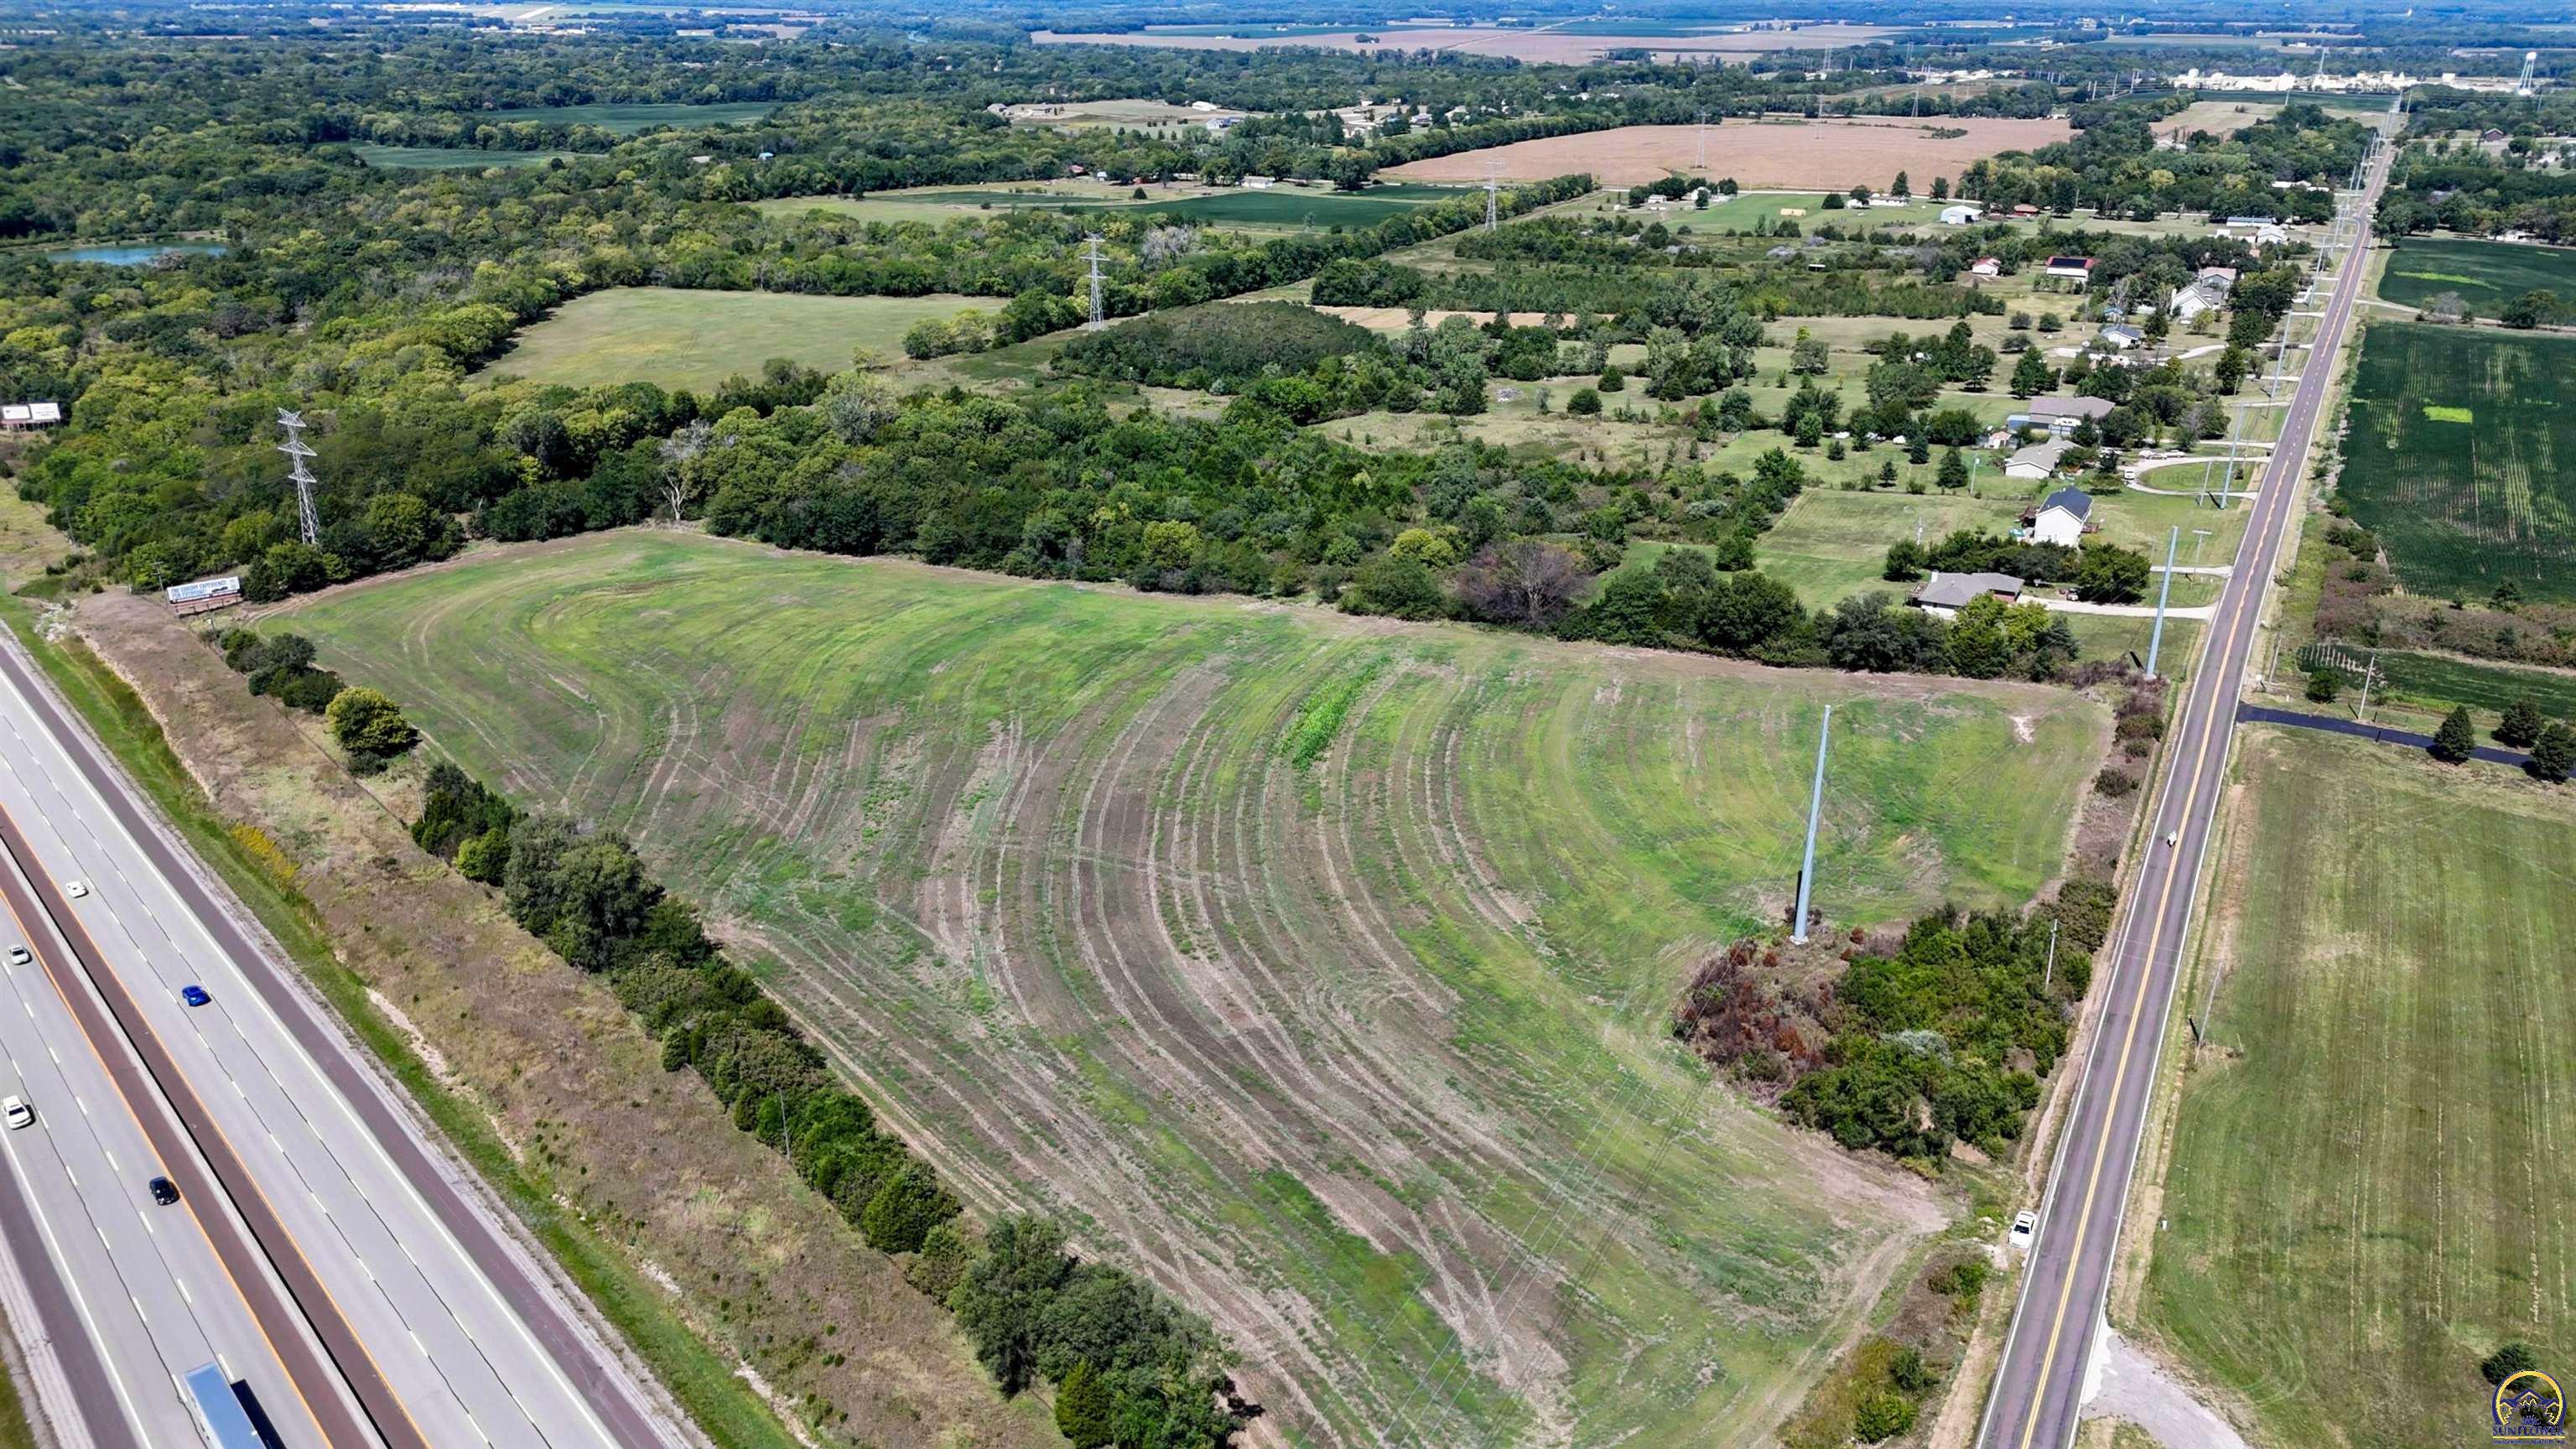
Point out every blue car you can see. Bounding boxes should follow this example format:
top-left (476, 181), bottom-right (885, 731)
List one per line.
top-left (179, 984), bottom-right (210, 1008)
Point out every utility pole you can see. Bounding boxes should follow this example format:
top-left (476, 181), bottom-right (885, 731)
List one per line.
top-left (1083, 233), bottom-right (1106, 330)
top-left (1483, 159), bottom-right (1498, 232)
top-left (275, 408), bottom-right (321, 546)
top-left (2357, 647), bottom-right (2382, 722)
top-left (2043, 917), bottom-right (2059, 992)
top-left (2145, 525), bottom-right (2180, 680)
top-left (1695, 109), bottom-right (1709, 172)
top-left (1791, 705), bottom-right (1832, 945)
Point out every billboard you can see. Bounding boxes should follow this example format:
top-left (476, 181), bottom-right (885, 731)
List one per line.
top-left (165, 575), bottom-right (243, 605)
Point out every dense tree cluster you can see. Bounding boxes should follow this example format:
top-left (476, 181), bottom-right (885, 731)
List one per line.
top-left (1963, 101), bottom-right (2368, 220)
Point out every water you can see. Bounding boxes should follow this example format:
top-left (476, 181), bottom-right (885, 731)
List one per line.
top-left (33, 242), bottom-right (230, 266)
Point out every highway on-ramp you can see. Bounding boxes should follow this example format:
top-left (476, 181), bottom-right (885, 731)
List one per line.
top-left (1976, 138), bottom-right (2392, 1449)
top-left (0, 630), bottom-right (683, 1448)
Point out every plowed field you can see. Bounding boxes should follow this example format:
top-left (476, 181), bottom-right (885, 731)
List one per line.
top-left (278, 531), bottom-right (2106, 1446)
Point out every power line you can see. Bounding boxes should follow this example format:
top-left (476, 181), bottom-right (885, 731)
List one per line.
top-left (1082, 233), bottom-right (1105, 330)
top-left (274, 408), bottom-right (320, 546)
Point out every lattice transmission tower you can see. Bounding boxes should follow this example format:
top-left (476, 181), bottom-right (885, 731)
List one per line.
top-left (275, 408), bottom-right (321, 546)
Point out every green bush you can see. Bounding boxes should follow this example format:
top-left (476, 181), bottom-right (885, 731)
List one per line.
top-left (860, 1164), bottom-right (958, 1254)
top-left (1854, 1390), bottom-right (1917, 1441)
top-left (326, 686), bottom-right (419, 758)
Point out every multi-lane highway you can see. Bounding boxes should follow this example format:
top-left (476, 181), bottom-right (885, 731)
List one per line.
top-left (1976, 137), bottom-right (2393, 1449)
top-left (0, 631), bottom-right (683, 1448)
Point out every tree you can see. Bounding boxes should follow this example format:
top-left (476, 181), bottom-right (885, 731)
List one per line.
top-left (1567, 386), bottom-right (1601, 415)
top-left (1937, 448), bottom-right (1969, 491)
top-left (1453, 540), bottom-right (1590, 630)
top-left (1883, 539), bottom-right (1926, 581)
top-left (2072, 544), bottom-right (2149, 604)
top-left (325, 687), bottom-right (418, 758)
top-left (1054, 1362), bottom-right (1116, 1449)
top-left (2499, 289), bottom-right (2557, 330)
top-left (2528, 723), bottom-right (2576, 783)
top-left (1597, 365), bottom-right (1625, 392)
top-left (949, 1216), bottom-right (1073, 1393)
top-left (2484, 1342), bottom-right (2541, 1385)
top-left (1930, 175), bottom-right (1950, 201)
top-left (2304, 667), bottom-right (2342, 704)
top-left (861, 1162), bottom-right (958, 1253)
top-left (1854, 1389), bottom-right (1918, 1441)
top-left (2010, 350), bottom-right (2055, 398)
top-left (2496, 698), bottom-right (2544, 749)
top-left (1891, 170), bottom-right (1911, 199)
top-left (1789, 335), bottom-right (1831, 375)
top-left (2430, 706), bottom-right (2476, 765)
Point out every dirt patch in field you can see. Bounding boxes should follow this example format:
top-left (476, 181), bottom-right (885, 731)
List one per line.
top-left (1384, 117), bottom-right (2075, 190)
top-left (1035, 23), bottom-right (1896, 63)
top-left (67, 588), bottom-right (1051, 1449)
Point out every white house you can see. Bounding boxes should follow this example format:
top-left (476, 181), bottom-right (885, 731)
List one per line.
top-left (2029, 486), bottom-right (2094, 547)
top-left (2168, 280), bottom-right (2225, 321)
top-left (1970, 256), bottom-right (2003, 278)
top-left (1239, 174), bottom-right (1276, 189)
top-left (1941, 204), bottom-right (1985, 226)
top-left (2006, 439), bottom-right (2074, 480)
top-left (2098, 324), bottom-right (2147, 350)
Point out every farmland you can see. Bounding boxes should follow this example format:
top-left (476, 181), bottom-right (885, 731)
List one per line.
top-left (278, 530), bottom-right (2109, 1449)
top-left (479, 100), bottom-right (782, 132)
top-left (1379, 117), bottom-right (2074, 190)
top-left (1029, 22), bottom-right (1898, 63)
top-left (2339, 322), bottom-right (2576, 604)
top-left (2376, 236), bottom-right (2576, 313)
top-left (351, 144), bottom-right (575, 169)
top-left (474, 288), bottom-right (993, 391)
top-left (2141, 729), bottom-right (2576, 1449)
top-left (755, 181), bottom-right (1472, 232)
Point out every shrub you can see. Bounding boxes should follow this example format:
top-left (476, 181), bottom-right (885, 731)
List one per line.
top-left (1567, 387), bottom-right (1602, 415)
top-left (2483, 1342), bottom-right (2539, 1385)
top-left (905, 1221), bottom-right (975, 1301)
top-left (1053, 1361), bottom-right (1115, 1449)
top-left (2305, 667), bottom-right (2343, 704)
top-left (1854, 1389), bottom-right (1918, 1441)
top-left (860, 1163), bottom-right (959, 1254)
top-left (325, 687), bottom-right (419, 758)
top-left (2094, 766), bottom-right (2137, 797)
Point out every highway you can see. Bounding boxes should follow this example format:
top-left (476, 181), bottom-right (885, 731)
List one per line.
top-left (1975, 137), bottom-right (2393, 1449)
top-left (0, 631), bottom-right (681, 1448)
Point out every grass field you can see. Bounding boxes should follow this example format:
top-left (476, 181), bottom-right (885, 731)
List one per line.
top-left (1758, 488), bottom-right (2028, 608)
top-left (352, 144), bottom-right (575, 169)
top-left (475, 288), bottom-right (990, 390)
top-left (756, 182), bottom-right (1470, 232)
top-left (2295, 643), bottom-right (2576, 724)
top-left (278, 530), bottom-right (2107, 1449)
top-left (481, 100), bottom-right (782, 133)
top-left (2142, 728), bottom-right (2576, 1449)
top-left (2375, 236), bottom-right (2576, 312)
top-left (2340, 322), bottom-right (2576, 604)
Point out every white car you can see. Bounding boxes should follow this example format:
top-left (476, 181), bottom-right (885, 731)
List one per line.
top-left (4, 946), bottom-right (26, 967)
top-left (2009, 1210), bottom-right (2038, 1251)
top-left (64, 880), bottom-right (88, 900)
top-left (3, 1097), bottom-right (32, 1130)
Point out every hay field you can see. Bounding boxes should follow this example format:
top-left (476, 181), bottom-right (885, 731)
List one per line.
top-left (2376, 236), bottom-right (2576, 313)
top-left (1382, 117), bottom-right (2075, 190)
top-left (2340, 322), bottom-right (2576, 604)
top-left (279, 531), bottom-right (2108, 1448)
top-left (1031, 22), bottom-right (1896, 63)
top-left (2142, 728), bottom-right (2576, 1449)
top-left (474, 288), bottom-right (990, 391)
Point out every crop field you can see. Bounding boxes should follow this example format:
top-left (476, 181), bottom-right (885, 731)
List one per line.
top-left (2142, 729), bottom-right (2576, 1449)
top-left (1381, 117), bottom-right (2074, 190)
top-left (351, 144), bottom-right (576, 169)
top-left (756, 182), bottom-right (1470, 231)
top-left (279, 530), bottom-right (2107, 1448)
top-left (474, 288), bottom-right (991, 391)
top-left (2340, 323), bottom-right (2576, 604)
top-left (1030, 22), bottom-right (1896, 62)
top-left (2376, 236), bottom-right (2576, 312)
top-left (480, 100), bottom-right (782, 132)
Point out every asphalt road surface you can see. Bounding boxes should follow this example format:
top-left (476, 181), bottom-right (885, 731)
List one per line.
top-left (1976, 142), bottom-right (2393, 1449)
top-left (0, 631), bottom-right (680, 1448)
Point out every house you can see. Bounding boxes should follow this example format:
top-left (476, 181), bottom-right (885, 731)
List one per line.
top-left (2168, 279), bottom-right (2226, 321)
top-left (2099, 324), bottom-right (2146, 350)
top-left (1970, 257), bottom-right (2003, 278)
top-left (2482, 127), bottom-right (2509, 143)
top-left (2195, 265), bottom-right (2239, 289)
top-left (2006, 395), bottom-right (2114, 435)
top-left (1941, 204), bottom-right (1985, 226)
top-left (1239, 174), bottom-right (1275, 189)
top-left (2011, 203), bottom-right (2040, 218)
top-left (1913, 570), bottom-right (2025, 616)
top-left (2006, 439), bottom-right (2074, 480)
top-left (2028, 486), bottom-right (2094, 547)
top-left (2044, 255), bottom-right (2096, 284)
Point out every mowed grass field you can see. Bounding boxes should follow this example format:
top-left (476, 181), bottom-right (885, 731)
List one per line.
top-left (1758, 489), bottom-right (2028, 608)
top-left (2143, 729), bottom-right (2576, 1449)
top-left (475, 288), bottom-right (990, 391)
top-left (481, 100), bottom-right (782, 132)
top-left (352, 144), bottom-right (576, 169)
top-left (756, 181), bottom-right (1471, 231)
top-left (279, 531), bottom-right (2108, 1448)
top-left (2376, 236), bottom-right (2576, 313)
top-left (2339, 322), bottom-right (2576, 604)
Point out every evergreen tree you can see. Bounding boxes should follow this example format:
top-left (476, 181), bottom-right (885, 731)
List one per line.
top-left (2010, 350), bottom-right (2055, 398)
top-left (2496, 698), bottom-right (2544, 749)
top-left (2430, 706), bottom-right (2476, 765)
top-left (1938, 448), bottom-right (1970, 491)
top-left (1054, 1362), bottom-right (1116, 1449)
top-left (2528, 723), bottom-right (2575, 784)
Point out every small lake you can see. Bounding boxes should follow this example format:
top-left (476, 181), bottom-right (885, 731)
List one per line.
top-left (34, 242), bottom-right (231, 266)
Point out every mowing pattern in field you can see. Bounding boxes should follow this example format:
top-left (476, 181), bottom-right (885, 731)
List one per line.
top-left (2340, 322), bottom-right (2576, 604)
top-left (2376, 236), bottom-right (2576, 313)
top-left (281, 532), bottom-right (2105, 1447)
top-left (474, 288), bottom-right (991, 391)
top-left (2144, 729), bottom-right (2576, 1449)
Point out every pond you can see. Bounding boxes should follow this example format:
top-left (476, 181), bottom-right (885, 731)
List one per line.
top-left (32, 242), bottom-right (231, 266)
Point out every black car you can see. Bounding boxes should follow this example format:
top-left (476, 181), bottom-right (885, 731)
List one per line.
top-left (148, 1176), bottom-right (179, 1206)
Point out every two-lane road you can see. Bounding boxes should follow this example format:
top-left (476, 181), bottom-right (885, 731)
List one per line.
top-left (1976, 140), bottom-right (2392, 1449)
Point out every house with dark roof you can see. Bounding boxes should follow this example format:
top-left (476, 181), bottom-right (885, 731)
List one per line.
top-left (1913, 570), bottom-right (2024, 615)
top-left (2007, 395), bottom-right (2116, 435)
top-left (2029, 486), bottom-right (2094, 546)
top-left (2044, 255), bottom-right (2096, 284)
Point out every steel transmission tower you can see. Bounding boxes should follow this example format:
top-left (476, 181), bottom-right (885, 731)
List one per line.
top-left (1082, 234), bottom-right (1106, 330)
top-left (1483, 161), bottom-right (1498, 231)
top-left (275, 408), bottom-right (321, 546)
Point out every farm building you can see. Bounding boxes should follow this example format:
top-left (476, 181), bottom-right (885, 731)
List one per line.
top-left (0, 402), bottom-right (61, 429)
top-left (2007, 395), bottom-right (2114, 435)
top-left (2006, 439), bottom-right (2075, 480)
top-left (1913, 570), bottom-right (2025, 616)
top-left (1970, 257), bottom-right (2003, 277)
top-left (1941, 204), bottom-right (1985, 225)
top-left (2028, 486), bottom-right (2095, 547)
top-left (1239, 174), bottom-right (1276, 189)
top-left (2044, 255), bottom-right (2096, 285)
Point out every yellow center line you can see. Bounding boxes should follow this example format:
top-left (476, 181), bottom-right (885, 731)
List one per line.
top-left (2005, 179), bottom-right (2369, 1449)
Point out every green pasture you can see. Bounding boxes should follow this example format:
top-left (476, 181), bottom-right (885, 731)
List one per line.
top-left (2297, 644), bottom-right (2576, 726)
top-left (756, 183), bottom-right (1469, 231)
top-left (2145, 728), bottom-right (2576, 1449)
top-left (353, 144), bottom-right (577, 170)
top-left (279, 530), bottom-right (2106, 1449)
top-left (473, 288), bottom-right (990, 391)
top-left (479, 100), bottom-right (782, 133)
top-left (2340, 323), bottom-right (2576, 604)
top-left (2376, 236), bottom-right (2576, 311)
top-left (1757, 487), bottom-right (2026, 608)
